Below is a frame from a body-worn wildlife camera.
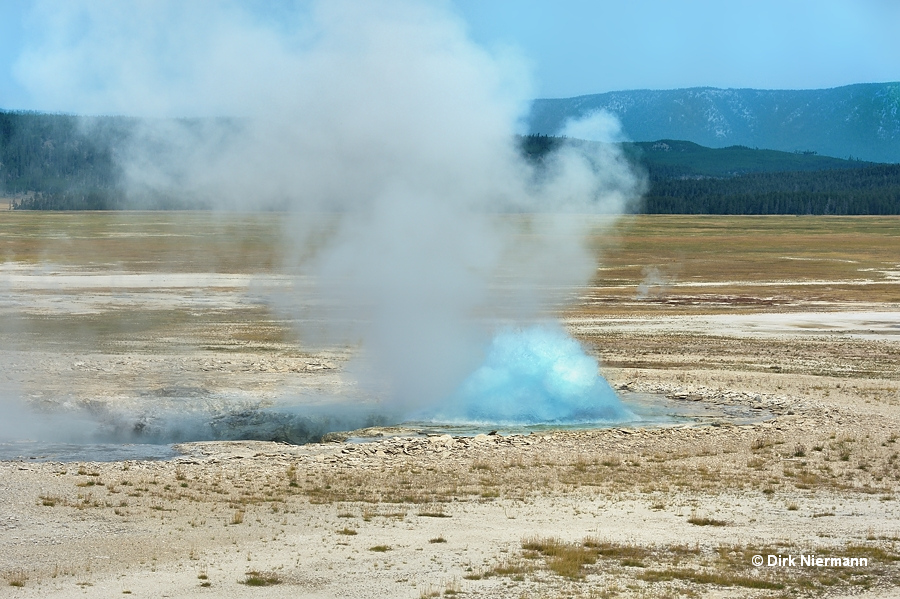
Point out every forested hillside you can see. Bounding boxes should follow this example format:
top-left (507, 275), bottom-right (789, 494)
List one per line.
top-left (621, 139), bottom-right (875, 179)
top-left (3, 111), bottom-right (899, 214)
top-left (521, 135), bottom-right (900, 215)
top-left (1, 111), bottom-right (126, 209)
top-left (1, 111), bottom-right (205, 210)
top-left (644, 165), bottom-right (900, 215)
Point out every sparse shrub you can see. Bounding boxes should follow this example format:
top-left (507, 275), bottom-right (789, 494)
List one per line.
top-left (637, 567), bottom-right (784, 590)
top-left (600, 455), bottom-right (621, 467)
top-left (337, 527), bottom-right (357, 536)
top-left (6, 570), bottom-right (27, 587)
top-left (286, 464), bottom-right (299, 487)
top-left (241, 570), bottom-right (280, 586)
top-left (443, 578), bottom-right (461, 595)
top-left (417, 508), bottom-right (450, 518)
top-left (369, 545), bottom-right (391, 552)
top-left (231, 510), bottom-right (244, 525)
top-left (582, 537), bottom-right (651, 561)
top-left (620, 557), bottom-right (646, 567)
top-left (573, 455), bottom-right (592, 472)
top-left (485, 558), bottom-right (531, 579)
top-left (429, 536), bottom-right (447, 543)
top-left (687, 513), bottom-right (728, 526)
top-left (39, 494), bottom-right (61, 507)
top-left (751, 437), bottom-right (771, 451)
top-left (522, 536), bottom-right (598, 579)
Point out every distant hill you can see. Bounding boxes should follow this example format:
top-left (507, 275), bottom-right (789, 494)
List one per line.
top-left (3, 109), bottom-right (899, 214)
top-left (520, 136), bottom-right (876, 179)
top-left (528, 83), bottom-right (900, 164)
top-left (520, 135), bottom-right (900, 215)
top-left (621, 139), bottom-right (875, 179)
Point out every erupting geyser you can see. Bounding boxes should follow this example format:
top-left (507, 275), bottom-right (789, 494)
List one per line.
top-left (420, 325), bottom-right (633, 425)
top-left (2, 0), bottom-right (647, 449)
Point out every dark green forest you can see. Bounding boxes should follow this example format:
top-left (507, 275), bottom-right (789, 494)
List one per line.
top-left (1, 110), bottom-right (127, 209)
top-left (521, 135), bottom-right (900, 215)
top-left (643, 166), bottom-right (900, 215)
top-left (3, 111), bottom-right (900, 214)
top-left (0, 111), bottom-right (216, 210)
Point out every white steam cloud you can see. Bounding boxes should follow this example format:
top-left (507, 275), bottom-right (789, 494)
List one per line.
top-left (561, 110), bottom-right (628, 143)
top-left (11, 0), bottom-right (644, 420)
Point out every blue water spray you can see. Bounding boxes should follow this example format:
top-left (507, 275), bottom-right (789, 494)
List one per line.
top-left (419, 325), bottom-right (633, 425)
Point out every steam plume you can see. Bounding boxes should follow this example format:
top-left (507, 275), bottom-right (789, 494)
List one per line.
top-left (9, 0), bottom-right (644, 431)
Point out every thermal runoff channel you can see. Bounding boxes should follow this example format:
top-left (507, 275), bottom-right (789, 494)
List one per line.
top-left (421, 325), bottom-right (633, 426)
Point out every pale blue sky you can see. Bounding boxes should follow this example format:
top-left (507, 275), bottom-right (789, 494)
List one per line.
top-left (452, 0), bottom-right (900, 98)
top-left (1, 0), bottom-right (898, 110)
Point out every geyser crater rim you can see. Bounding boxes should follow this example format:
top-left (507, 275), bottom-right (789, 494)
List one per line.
top-left (0, 392), bottom-right (775, 461)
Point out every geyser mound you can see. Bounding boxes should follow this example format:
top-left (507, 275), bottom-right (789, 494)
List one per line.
top-left (419, 325), bottom-right (633, 425)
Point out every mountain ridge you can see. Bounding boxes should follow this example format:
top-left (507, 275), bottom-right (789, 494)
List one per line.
top-left (528, 82), bottom-right (900, 164)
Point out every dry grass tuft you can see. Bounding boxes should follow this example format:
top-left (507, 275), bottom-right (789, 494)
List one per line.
top-left (5, 570), bottom-right (27, 587)
top-left (417, 507), bottom-right (450, 518)
top-left (241, 570), bottom-right (281, 586)
top-left (637, 567), bottom-right (785, 590)
top-left (687, 514), bottom-right (728, 527)
top-left (522, 536), bottom-right (598, 579)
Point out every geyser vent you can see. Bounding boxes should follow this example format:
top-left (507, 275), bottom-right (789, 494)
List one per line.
top-left (420, 325), bottom-right (633, 425)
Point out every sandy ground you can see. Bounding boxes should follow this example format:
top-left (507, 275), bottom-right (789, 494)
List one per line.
top-left (2, 252), bottom-right (900, 596)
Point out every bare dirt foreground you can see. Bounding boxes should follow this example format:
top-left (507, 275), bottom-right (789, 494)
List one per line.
top-left (2, 214), bottom-right (900, 598)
